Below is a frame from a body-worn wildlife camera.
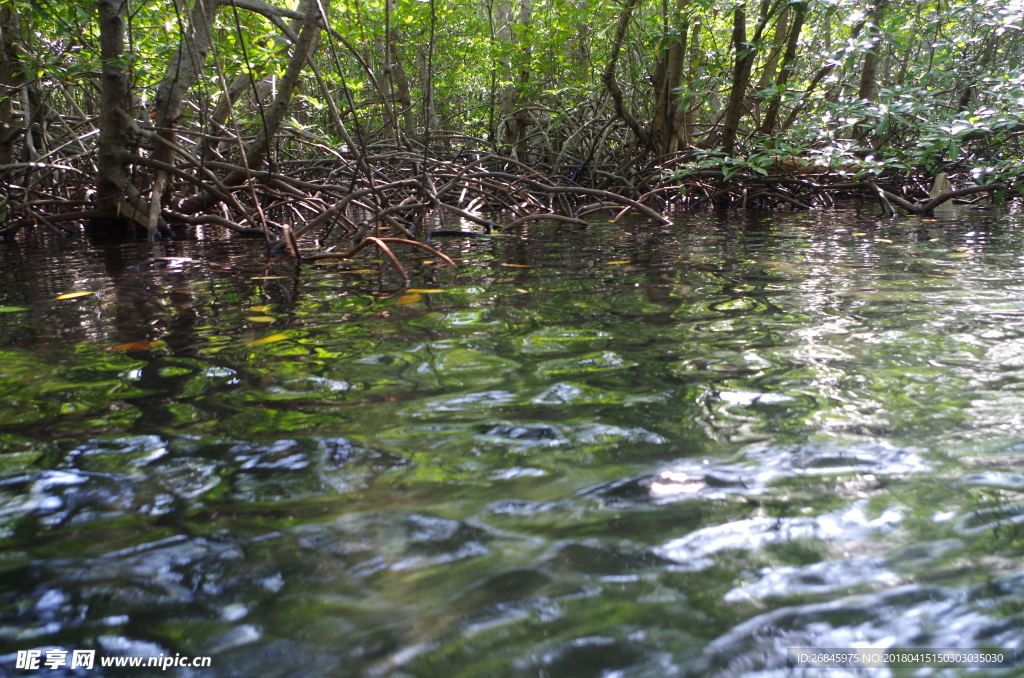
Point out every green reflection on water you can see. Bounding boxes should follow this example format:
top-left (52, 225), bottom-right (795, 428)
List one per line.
top-left (2, 211), bottom-right (1024, 675)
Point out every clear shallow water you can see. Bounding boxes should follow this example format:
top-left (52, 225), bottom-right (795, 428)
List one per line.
top-left (2, 209), bottom-right (1024, 676)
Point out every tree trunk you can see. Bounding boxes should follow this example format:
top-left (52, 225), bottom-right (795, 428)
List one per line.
top-left (498, 0), bottom-right (533, 160)
top-left (755, 5), bottom-right (788, 93)
top-left (0, 1), bottom-right (24, 166)
top-left (717, 0), bottom-right (773, 153)
top-left (151, 0), bottom-right (220, 169)
top-left (650, 0), bottom-right (688, 156)
top-left (601, 0), bottom-right (650, 152)
top-left (388, 54), bottom-right (415, 140)
top-left (781, 7), bottom-right (847, 131)
top-left (238, 0), bottom-right (321, 173)
top-left (759, 0), bottom-right (806, 135)
top-left (958, 31), bottom-right (999, 111)
top-left (94, 0), bottom-right (134, 226)
top-left (572, 0), bottom-right (591, 74)
top-left (374, 0), bottom-right (411, 145)
top-left (857, 0), bottom-right (887, 102)
top-left (144, 0), bottom-right (221, 234)
top-left (720, 4), bottom-right (751, 155)
top-left (678, 20), bottom-right (701, 148)
top-left (417, 45), bottom-right (438, 145)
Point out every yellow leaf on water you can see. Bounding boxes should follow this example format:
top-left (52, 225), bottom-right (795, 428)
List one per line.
top-left (607, 260), bottom-right (632, 264)
top-left (371, 259), bottom-right (385, 263)
top-left (500, 263), bottom-right (530, 268)
top-left (420, 260), bottom-right (435, 265)
top-left (246, 316), bottom-right (276, 322)
top-left (875, 238), bottom-right (893, 243)
top-left (397, 293), bottom-right (422, 305)
top-left (852, 232), bottom-right (868, 236)
top-left (925, 274), bottom-right (950, 278)
top-left (515, 288), bottom-right (529, 294)
top-left (405, 289), bottom-right (445, 293)
top-left (247, 333), bottom-right (289, 346)
top-left (248, 305), bottom-right (271, 312)
top-left (55, 291), bottom-right (93, 300)
top-left (251, 276), bottom-right (286, 280)
top-left (109, 340), bottom-right (165, 351)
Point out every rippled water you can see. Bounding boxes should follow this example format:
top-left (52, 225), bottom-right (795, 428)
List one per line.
top-left (3, 208), bottom-right (1024, 676)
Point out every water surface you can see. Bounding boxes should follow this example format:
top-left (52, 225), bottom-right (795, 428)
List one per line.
top-left (2, 208), bottom-right (1024, 676)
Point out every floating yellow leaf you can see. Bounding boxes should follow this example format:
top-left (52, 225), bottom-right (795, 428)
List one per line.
top-left (922, 218), bottom-right (938, 222)
top-left (246, 316), bottom-right (276, 322)
top-left (875, 238), bottom-right (893, 243)
top-left (247, 333), bottom-right (289, 346)
top-left (397, 293), bottom-right (422, 305)
top-left (406, 289), bottom-right (445, 293)
top-left (371, 259), bottom-right (385, 263)
top-left (852, 232), bottom-right (868, 236)
top-left (248, 305), bottom-right (271, 312)
top-left (55, 291), bottom-right (93, 300)
top-left (515, 288), bottom-right (529, 294)
top-left (420, 260), bottom-right (435, 265)
top-left (109, 340), bottom-right (165, 351)
top-left (925, 274), bottom-right (950, 278)
top-left (313, 260), bottom-right (339, 266)
top-left (251, 276), bottom-right (286, 280)
top-left (501, 263), bottom-right (530, 268)
top-left (607, 260), bottom-right (632, 264)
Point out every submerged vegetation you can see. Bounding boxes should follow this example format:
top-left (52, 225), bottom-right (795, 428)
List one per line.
top-left (0, 0), bottom-right (1021, 255)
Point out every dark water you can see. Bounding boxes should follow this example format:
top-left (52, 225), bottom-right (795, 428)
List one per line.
top-left (2, 208), bottom-right (1024, 677)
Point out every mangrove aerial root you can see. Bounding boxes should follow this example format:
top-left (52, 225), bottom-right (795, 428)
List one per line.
top-left (303, 236), bottom-right (456, 283)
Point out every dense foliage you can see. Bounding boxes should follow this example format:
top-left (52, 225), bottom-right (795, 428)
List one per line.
top-left (0, 0), bottom-right (1021, 241)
